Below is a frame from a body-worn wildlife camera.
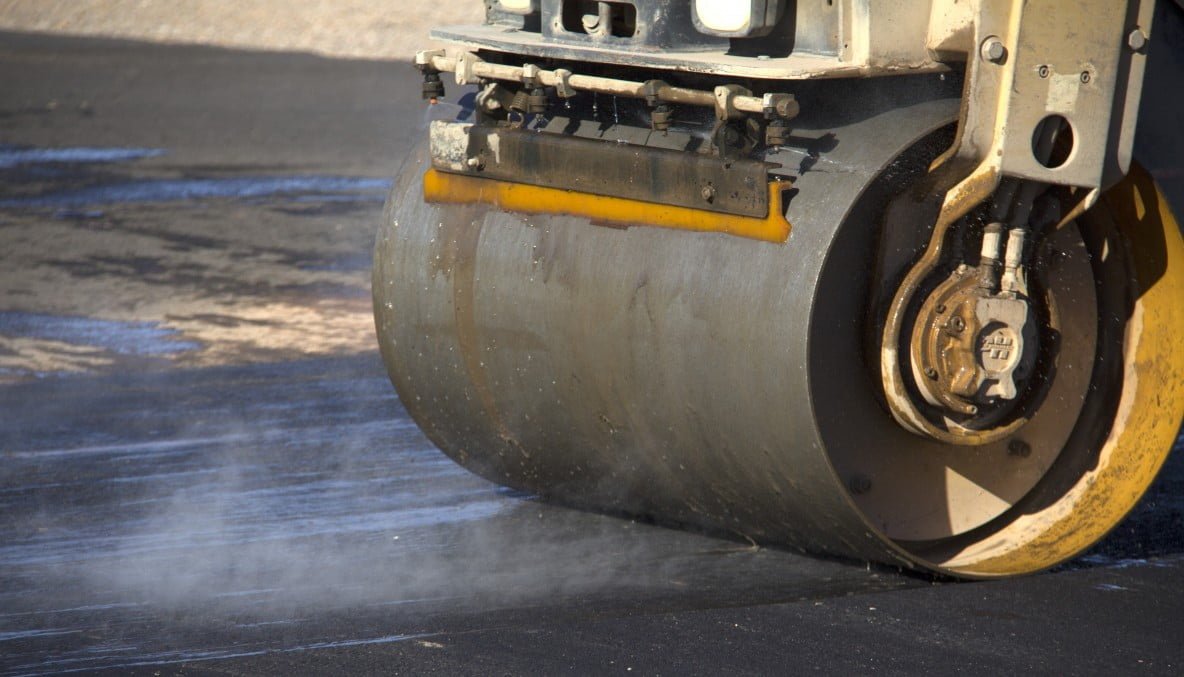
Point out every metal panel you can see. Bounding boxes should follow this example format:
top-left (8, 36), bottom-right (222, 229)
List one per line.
top-left (429, 122), bottom-right (774, 218)
top-left (996, 0), bottom-right (1153, 187)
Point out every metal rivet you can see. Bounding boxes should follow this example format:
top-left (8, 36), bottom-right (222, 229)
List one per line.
top-left (935, 304), bottom-right (947, 314)
top-left (701, 185), bottom-right (716, 203)
top-left (1080, 71), bottom-right (1092, 84)
top-left (849, 474), bottom-right (872, 495)
top-left (924, 367), bottom-right (939, 380)
top-left (950, 317), bottom-right (966, 333)
top-left (1128, 28), bottom-right (1148, 52)
top-left (980, 37), bottom-right (1006, 63)
top-left (1037, 65), bottom-right (1050, 78)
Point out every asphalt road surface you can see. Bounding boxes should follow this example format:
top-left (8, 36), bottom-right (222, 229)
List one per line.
top-left (2, 29), bottom-right (1184, 676)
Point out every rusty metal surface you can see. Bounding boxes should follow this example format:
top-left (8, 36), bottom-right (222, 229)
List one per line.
top-left (429, 122), bottom-right (773, 218)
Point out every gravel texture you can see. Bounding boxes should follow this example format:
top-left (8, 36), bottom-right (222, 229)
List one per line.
top-left (0, 0), bottom-right (484, 60)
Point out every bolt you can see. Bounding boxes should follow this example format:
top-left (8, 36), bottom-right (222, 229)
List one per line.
top-left (924, 367), bottom-right (939, 380)
top-left (1037, 64), bottom-right (1050, 78)
top-left (1080, 70), bottom-right (1092, 84)
top-left (701, 185), bottom-right (716, 203)
top-left (1128, 28), bottom-right (1147, 52)
top-left (849, 474), bottom-right (872, 495)
top-left (935, 304), bottom-right (947, 314)
top-left (466, 156), bottom-right (483, 170)
top-left (980, 37), bottom-right (1006, 63)
top-left (950, 316), bottom-right (966, 333)
top-left (1008, 439), bottom-right (1032, 458)
top-left (1048, 248), bottom-right (1066, 271)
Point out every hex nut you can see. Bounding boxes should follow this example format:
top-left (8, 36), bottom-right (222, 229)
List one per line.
top-left (981, 37), bottom-right (1006, 63)
top-left (1128, 28), bottom-right (1148, 52)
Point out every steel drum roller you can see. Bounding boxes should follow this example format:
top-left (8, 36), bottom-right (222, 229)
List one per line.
top-left (374, 91), bottom-right (1184, 577)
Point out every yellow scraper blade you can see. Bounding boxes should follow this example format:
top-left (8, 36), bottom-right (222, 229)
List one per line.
top-left (423, 169), bottom-right (792, 244)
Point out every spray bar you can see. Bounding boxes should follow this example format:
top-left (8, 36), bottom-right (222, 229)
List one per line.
top-left (415, 49), bottom-right (799, 122)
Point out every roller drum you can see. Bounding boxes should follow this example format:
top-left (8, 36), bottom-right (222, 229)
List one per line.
top-left (374, 89), bottom-right (1184, 577)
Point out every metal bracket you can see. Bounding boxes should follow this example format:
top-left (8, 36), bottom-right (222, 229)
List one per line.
top-left (414, 49), bottom-right (445, 70)
top-left (880, 0), bottom-right (1155, 444)
top-left (427, 121), bottom-right (776, 219)
top-left (454, 51), bottom-right (484, 86)
top-left (553, 68), bottom-right (576, 99)
top-left (521, 63), bottom-right (541, 89)
top-left (713, 84), bottom-right (752, 121)
top-left (932, 0), bottom-right (1153, 221)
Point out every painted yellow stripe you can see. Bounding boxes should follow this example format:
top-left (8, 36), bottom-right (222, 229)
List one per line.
top-left (422, 168), bottom-right (792, 244)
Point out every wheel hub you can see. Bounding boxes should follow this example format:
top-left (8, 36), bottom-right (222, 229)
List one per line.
top-left (911, 261), bottom-right (1039, 425)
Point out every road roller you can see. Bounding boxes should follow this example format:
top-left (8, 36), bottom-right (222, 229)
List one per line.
top-left (374, 0), bottom-right (1184, 577)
